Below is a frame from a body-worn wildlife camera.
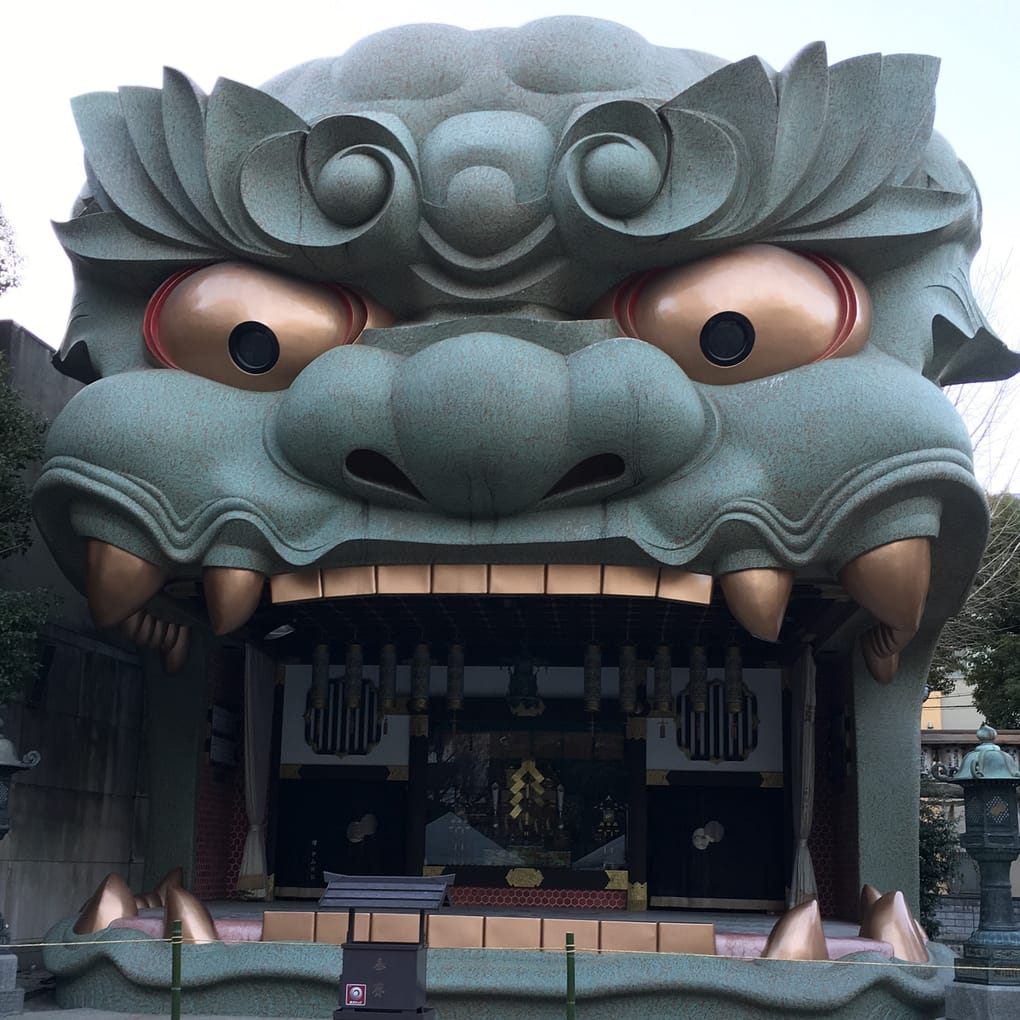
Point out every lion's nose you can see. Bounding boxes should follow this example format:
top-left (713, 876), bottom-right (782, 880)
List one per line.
top-left (391, 333), bottom-right (572, 516)
top-left (276, 333), bottom-right (707, 518)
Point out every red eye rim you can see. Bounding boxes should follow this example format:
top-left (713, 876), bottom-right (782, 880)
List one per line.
top-left (610, 250), bottom-right (865, 363)
top-left (796, 252), bottom-right (860, 362)
top-left (142, 267), bottom-right (370, 371)
top-left (143, 268), bottom-right (200, 369)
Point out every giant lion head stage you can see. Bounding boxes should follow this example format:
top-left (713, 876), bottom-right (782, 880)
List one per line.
top-left (36, 17), bottom-right (1016, 674)
top-left (31, 19), bottom-right (1020, 1010)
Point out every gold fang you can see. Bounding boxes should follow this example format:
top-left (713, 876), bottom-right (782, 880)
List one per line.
top-left (719, 568), bottom-right (794, 642)
top-left (86, 540), bottom-right (166, 629)
top-left (271, 563), bottom-right (713, 605)
top-left (858, 890), bottom-right (928, 963)
top-left (761, 898), bottom-right (829, 961)
top-left (203, 567), bottom-right (265, 635)
top-left (73, 872), bottom-right (138, 934)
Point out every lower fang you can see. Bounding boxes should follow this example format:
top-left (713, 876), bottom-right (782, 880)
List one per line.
top-left (162, 626), bottom-right (190, 674)
top-left (86, 540), bottom-right (166, 629)
top-left (861, 624), bottom-right (912, 684)
top-left (761, 898), bottom-right (828, 960)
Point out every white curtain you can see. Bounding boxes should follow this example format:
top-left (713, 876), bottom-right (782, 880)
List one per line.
top-left (236, 645), bottom-right (275, 896)
top-left (788, 646), bottom-right (818, 907)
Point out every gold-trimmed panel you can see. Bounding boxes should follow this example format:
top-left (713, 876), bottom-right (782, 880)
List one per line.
top-left (505, 867), bottom-right (543, 889)
top-left (604, 870), bottom-right (629, 891)
top-left (627, 881), bottom-right (649, 912)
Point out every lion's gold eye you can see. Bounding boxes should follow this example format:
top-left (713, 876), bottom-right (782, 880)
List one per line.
top-left (143, 262), bottom-right (391, 391)
top-left (597, 245), bottom-right (871, 385)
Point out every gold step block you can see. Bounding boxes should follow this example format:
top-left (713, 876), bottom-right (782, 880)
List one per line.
top-left (657, 922), bottom-right (716, 955)
top-left (427, 914), bottom-right (485, 948)
top-left (541, 918), bottom-right (600, 952)
top-left (370, 912), bottom-right (420, 943)
top-left (261, 911), bottom-right (315, 943)
top-left (314, 912), bottom-right (369, 944)
top-left (483, 915), bottom-right (542, 949)
top-left (599, 919), bottom-right (657, 953)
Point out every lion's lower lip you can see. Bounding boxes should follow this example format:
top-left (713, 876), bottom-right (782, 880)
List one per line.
top-left (86, 533), bottom-right (932, 686)
top-left (269, 562), bottom-right (714, 605)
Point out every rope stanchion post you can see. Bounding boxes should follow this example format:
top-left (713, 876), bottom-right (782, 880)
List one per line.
top-left (170, 919), bottom-right (182, 1020)
top-left (565, 931), bottom-right (575, 1020)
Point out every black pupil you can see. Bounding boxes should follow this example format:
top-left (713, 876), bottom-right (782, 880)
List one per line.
top-left (700, 311), bottom-right (755, 366)
top-left (228, 321), bottom-right (279, 374)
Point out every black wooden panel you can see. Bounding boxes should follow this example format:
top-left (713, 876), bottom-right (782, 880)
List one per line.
top-left (275, 779), bottom-right (407, 887)
top-left (647, 785), bottom-right (785, 901)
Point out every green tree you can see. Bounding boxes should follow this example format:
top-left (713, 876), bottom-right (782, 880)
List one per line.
top-left (0, 202), bottom-right (52, 702)
top-left (918, 801), bottom-right (959, 939)
top-left (928, 492), bottom-right (1020, 698)
top-left (960, 493), bottom-right (1020, 725)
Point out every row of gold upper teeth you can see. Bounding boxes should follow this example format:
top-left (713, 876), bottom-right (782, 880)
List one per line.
top-left (84, 538), bottom-right (930, 683)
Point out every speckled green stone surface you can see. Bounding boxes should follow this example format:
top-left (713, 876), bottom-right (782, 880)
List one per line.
top-left (33, 16), bottom-right (1020, 1018)
top-left (43, 920), bottom-right (954, 1019)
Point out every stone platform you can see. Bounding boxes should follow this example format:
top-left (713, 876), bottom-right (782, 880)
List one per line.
top-left (39, 902), bottom-right (956, 1019)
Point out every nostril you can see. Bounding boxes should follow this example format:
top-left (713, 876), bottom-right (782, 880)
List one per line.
top-left (545, 454), bottom-right (626, 499)
top-left (345, 450), bottom-right (424, 500)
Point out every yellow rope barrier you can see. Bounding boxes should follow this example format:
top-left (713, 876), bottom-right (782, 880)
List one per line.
top-left (12, 935), bottom-right (1018, 975)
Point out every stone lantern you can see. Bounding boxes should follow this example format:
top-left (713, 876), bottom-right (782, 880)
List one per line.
top-left (0, 715), bottom-right (40, 957)
top-left (953, 725), bottom-right (1020, 985)
top-left (0, 721), bottom-right (40, 849)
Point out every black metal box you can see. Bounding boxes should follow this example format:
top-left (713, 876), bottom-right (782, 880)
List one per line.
top-left (336, 941), bottom-right (427, 1012)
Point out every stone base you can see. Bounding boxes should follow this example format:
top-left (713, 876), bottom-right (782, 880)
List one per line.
top-left (945, 982), bottom-right (1020, 1019)
top-left (335, 1011), bottom-right (435, 1019)
top-left (0, 954), bottom-right (22, 1016)
top-left (0, 988), bottom-right (24, 1016)
top-left (0, 956), bottom-right (16, 989)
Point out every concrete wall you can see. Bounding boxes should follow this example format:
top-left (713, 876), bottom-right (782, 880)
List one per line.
top-left (0, 633), bottom-right (147, 940)
top-left (0, 321), bottom-right (90, 633)
top-left (0, 322), bottom-right (148, 939)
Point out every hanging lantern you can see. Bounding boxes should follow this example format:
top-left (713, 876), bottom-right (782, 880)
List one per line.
top-left (344, 643), bottom-right (363, 710)
top-left (653, 644), bottom-right (672, 714)
top-left (411, 643), bottom-right (431, 712)
top-left (689, 645), bottom-right (708, 714)
top-left (379, 643), bottom-right (397, 711)
top-left (447, 644), bottom-right (465, 711)
top-left (619, 644), bottom-right (638, 715)
top-left (724, 644), bottom-right (744, 715)
top-left (312, 643), bottom-right (330, 710)
top-left (583, 644), bottom-right (602, 713)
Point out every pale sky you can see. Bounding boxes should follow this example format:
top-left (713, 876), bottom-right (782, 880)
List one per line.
top-left (1, 0), bottom-right (1017, 485)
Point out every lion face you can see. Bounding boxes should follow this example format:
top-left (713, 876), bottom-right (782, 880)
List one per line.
top-left (35, 19), bottom-right (1015, 678)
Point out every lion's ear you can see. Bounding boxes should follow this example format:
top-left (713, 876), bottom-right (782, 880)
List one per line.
top-left (932, 318), bottom-right (1019, 386)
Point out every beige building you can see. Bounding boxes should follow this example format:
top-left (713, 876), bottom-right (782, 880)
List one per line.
top-left (920, 675), bottom-right (1020, 896)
